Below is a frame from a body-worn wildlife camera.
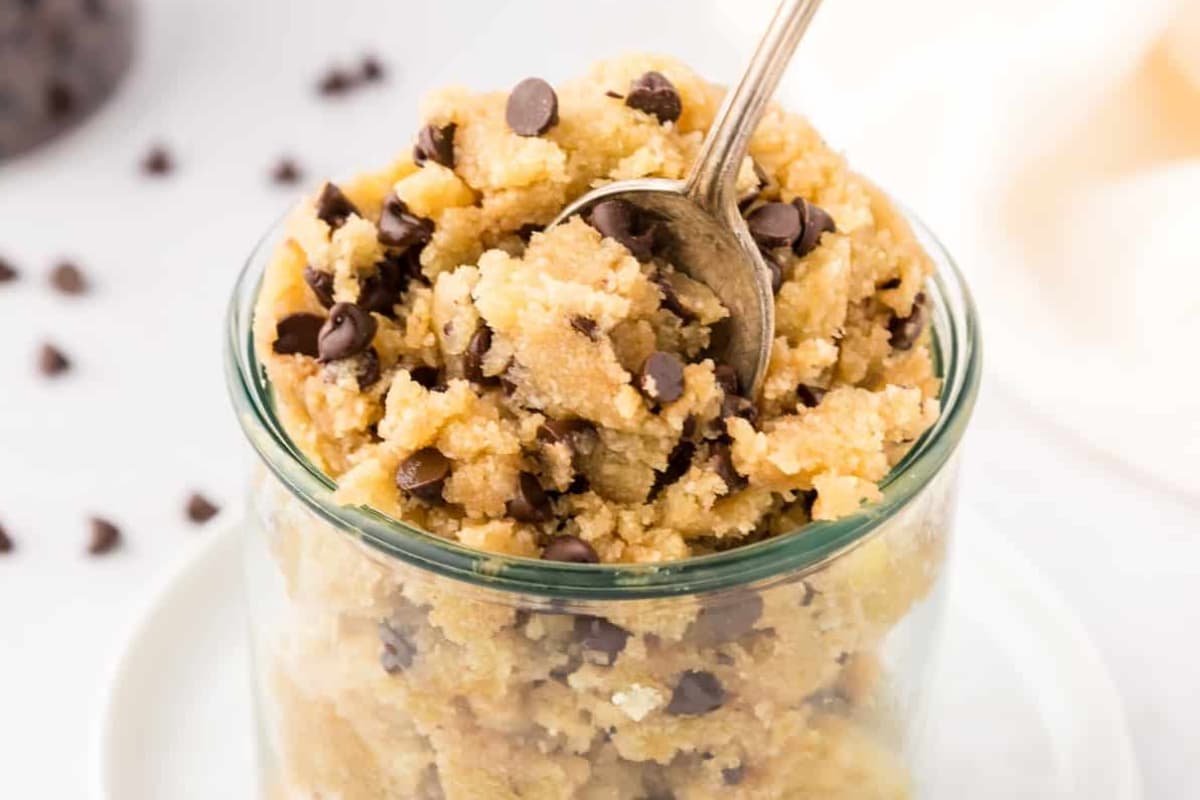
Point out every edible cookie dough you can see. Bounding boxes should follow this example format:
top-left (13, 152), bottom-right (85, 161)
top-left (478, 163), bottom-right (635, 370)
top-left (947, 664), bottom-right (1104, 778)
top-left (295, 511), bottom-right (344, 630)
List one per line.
top-left (249, 54), bottom-right (948, 799)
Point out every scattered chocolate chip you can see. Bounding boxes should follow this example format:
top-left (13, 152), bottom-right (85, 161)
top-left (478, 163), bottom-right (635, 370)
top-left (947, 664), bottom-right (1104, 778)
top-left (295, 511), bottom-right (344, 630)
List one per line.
top-left (46, 81), bottom-right (75, 119)
top-left (360, 55), bottom-right (385, 83)
top-left (722, 765), bottom-right (745, 786)
top-left (38, 343), bottom-right (70, 376)
top-left (604, 89), bottom-right (625, 99)
top-left (792, 198), bottom-right (837, 257)
top-left (185, 493), bottom-right (219, 524)
top-left (315, 182), bottom-right (360, 229)
top-left (0, 523), bottom-right (13, 554)
top-left (317, 67), bottom-right (356, 96)
top-left (666, 670), bottom-right (726, 715)
top-left (625, 71), bottom-right (682, 124)
top-left (710, 442), bottom-right (746, 492)
top-left (889, 292), bottom-right (929, 350)
top-left (271, 157), bottom-right (302, 185)
top-left (379, 620), bottom-right (416, 673)
top-left (413, 122), bottom-right (456, 168)
top-left (650, 440), bottom-right (695, 499)
top-left (141, 145), bottom-right (173, 176)
top-left (746, 202), bottom-right (801, 249)
top-left (303, 266), bottom-right (335, 308)
top-left (505, 77), bottom-right (559, 136)
top-left (878, 276), bottom-right (902, 290)
top-left (542, 535), bottom-right (599, 563)
top-left (713, 364), bottom-right (740, 396)
top-left (800, 580), bottom-right (817, 607)
top-left (318, 302), bottom-right (377, 362)
top-left (377, 192), bottom-right (434, 249)
top-left (570, 315), bottom-right (598, 340)
top-left (575, 616), bottom-right (631, 666)
top-left (49, 261), bottom-right (87, 295)
top-left (538, 418), bottom-right (594, 448)
top-left (762, 250), bottom-right (784, 293)
top-left (796, 384), bottom-right (826, 408)
top-left (87, 517), bottom-right (120, 555)
top-left (690, 590), bottom-right (762, 645)
top-left (356, 348), bottom-right (381, 389)
top-left (395, 448), bottom-right (451, 503)
top-left (507, 472), bottom-right (551, 523)
top-left (463, 324), bottom-right (493, 383)
top-left (0, 258), bottom-right (18, 283)
top-left (587, 199), bottom-right (658, 260)
top-left (653, 274), bottom-right (695, 322)
top-left (638, 351), bottom-right (685, 405)
top-left (408, 365), bottom-right (441, 390)
top-left (272, 313), bottom-right (324, 357)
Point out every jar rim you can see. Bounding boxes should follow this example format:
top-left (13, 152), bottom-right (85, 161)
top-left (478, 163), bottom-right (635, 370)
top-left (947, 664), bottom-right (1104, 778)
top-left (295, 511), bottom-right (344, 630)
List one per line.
top-left (225, 205), bottom-right (981, 599)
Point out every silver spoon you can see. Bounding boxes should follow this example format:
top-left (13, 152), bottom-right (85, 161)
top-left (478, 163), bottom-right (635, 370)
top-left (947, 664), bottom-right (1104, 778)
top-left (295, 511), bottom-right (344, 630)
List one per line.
top-left (552, 0), bottom-right (823, 397)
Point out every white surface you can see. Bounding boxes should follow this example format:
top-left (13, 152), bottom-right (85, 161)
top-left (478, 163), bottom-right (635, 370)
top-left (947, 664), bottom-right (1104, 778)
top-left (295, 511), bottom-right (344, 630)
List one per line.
top-left (95, 510), bottom-right (1139, 800)
top-left (1, 1), bottom-right (1198, 798)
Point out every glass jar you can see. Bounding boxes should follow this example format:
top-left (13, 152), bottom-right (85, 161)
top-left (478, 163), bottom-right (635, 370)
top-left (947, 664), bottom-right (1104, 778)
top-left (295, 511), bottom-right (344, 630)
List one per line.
top-left (227, 210), bottom-right (980, 798)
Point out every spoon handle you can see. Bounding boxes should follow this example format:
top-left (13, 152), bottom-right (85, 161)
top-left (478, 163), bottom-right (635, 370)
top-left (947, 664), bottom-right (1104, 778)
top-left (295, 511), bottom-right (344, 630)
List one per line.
top-left (684, 0), bottom-right (822, 212)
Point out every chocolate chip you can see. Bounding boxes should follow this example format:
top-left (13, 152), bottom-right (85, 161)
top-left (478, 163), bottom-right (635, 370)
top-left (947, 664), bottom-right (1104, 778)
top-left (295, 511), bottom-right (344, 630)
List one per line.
top-left (463, 324), bottom-right (492, 383)
top-left (570, 315), bottom-right (598, 340)
top-left (413, 122), bottom-right (456, 168)
top-left (271, 157), bottom-right (302, 185)
top-left (574, 616), bottom-right (631, 666)
top-left (507, 472), bottom-right (551, 523)
top-left (506, 77), bottom-right (559, 136)
top-left (653, 274), bottom-right (695, 322)
top-left (713, 364), bottom-right (740, 396)
top-left (537, 419), bottom-right (594, 448)
top-left (395, 448), bottom-right (451, 503)
top-left (710, 442), bottom-right (746, 492)
top-left (888, 292), bottom-right (928, 350)
top-left (542, 535), bottom-right (599, 563)
top-left (379, 620), bottom-right (416, 673)
top-left (274, 312), bottom-right (323, 357)
top-left (796, 384), bottom-right (826, 408)
top-left (0, 258), bottom-right (18, 283)
top-left (318, 302), bottom-right (377, 362)
top-left (356, 348), bottom-right (381, 389)
top-left (87, 517), bottom-right (120, 555)
top-left (745, 202), bottom-right (801, 249)
top-left (625, 71), bottom-right (682, 124)
top-left (720, 394), bottom-right (758, 429)
top-left (141, 145), bottom-right (173, 176)
top-left (690, 590), bottom-right (762, 645)
top-left (762, 250), bottom-right (783, 293)
top-left (360, 55), bottom-right (385, 83)
top-left (49, 261), bottom-right (87, 295)
top-left (409, 365), bottom-right (441, 390)
top-left (587, 199), bottom-right (657, 261)
top-left (722, 765), bottom-right (745, 786)
top-left (878, 276), bottom-right (902, 290)
top-left (650, 440), bottom-right (695, 499)
top-left (638, 351), bottom-right (685, 404)
top-left (185, 493), bottom-right (219, 524)
top-left (38, 343), bottom-right (70, 376)
top-left (666, 670), bottom-right (725, 715)
top-left (792, 198), bottom-right (837, 257)
top-left (0, 523), bottom-right (13, 554)
top-left (303, 266), bottom-right (335, 308)
top-left (317, 67), bottom-right (356, 96)
top-left (377, 192), bottom-right (434, 249)
top-left (315, 182), bottom-right (360, 229)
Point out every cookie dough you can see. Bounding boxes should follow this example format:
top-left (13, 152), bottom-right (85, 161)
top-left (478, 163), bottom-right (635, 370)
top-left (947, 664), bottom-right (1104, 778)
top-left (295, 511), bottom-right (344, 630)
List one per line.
top-left (248, 54), bottom-right (948, 799)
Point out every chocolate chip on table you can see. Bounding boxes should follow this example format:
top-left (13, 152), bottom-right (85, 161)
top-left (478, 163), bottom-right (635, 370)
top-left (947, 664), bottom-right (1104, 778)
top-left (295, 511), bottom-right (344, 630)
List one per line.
top-left (710, 442), bottom-right (746, 492)
top-left (625, 71), bottom-right (682, 124)
top-left (505, 77), bottom-right (559, 136)
top-left (0, 258), bottom-right (18, 283)
top-left (0, 523), bottom-right (13, 554)
top-left (49, 261), bottom-right (87, 295)
top-left (666, 670), bottom-right (726, 715)
top-left (796, 384), bottom-right (826, 408)
top-left (722, 765), bottom-right (746, 786)
top-left (185, 493), bottom-right (220, 524)
top-left (303, 266), bottom-right (335, 308)
top-left (745, 201), bottom-right (801, 249)
top-left (888, 292), bottom-right (929, 350)
top-left (356, 348), bottom-right (382, 389)
top-left (587, 199), bottom-right (658, 261)
top-left (317, 67), bottom-right (356, 96)
top-left (379, 619), bottom-right (416, 674)
top-left (377, 192), bottom-right (434, 249)
top-left (87, 517), bottom-right (121, 556)
top-left (272, 312), bottom-right (325, 357)
top-left (315, 182), bottom-right (360, 230)
top-left (360, 55), bottom-right (385, 83)
top-left (690, 589), bottom-right (762, 645)
top-left (413, 122), bottom-right (456, 168)
top-left (792, 197), bottom-right (837, 257)
top-left (507, 472), bottom-right (552, 523)
top-left (141, 145), bottom-right (174, 176)
top-left (542, 534), bottom-right (599, 563)
top-left (570, 315), bottom-right (598, 340)
top-left (463, 324), bottom-right (493, 383)
top-left (408, 365), bottom-right (441, 390)
top-left (318, 302), bottom-right (377, 362)
top-left (271, 157), bottom-right (303, 185)
top-left (38, 343), bottom-right (70, 377)
top-left (396, 448), bottom-right (450, 503)
top-left (637, 351), bottom-right (685, 405)
top-left (574, 616), bottom-right (631, 666)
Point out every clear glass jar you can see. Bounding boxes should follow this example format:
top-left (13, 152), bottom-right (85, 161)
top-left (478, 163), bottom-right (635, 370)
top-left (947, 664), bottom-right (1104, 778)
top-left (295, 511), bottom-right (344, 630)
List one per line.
top-left (227, 210), bottom-right (980, 799)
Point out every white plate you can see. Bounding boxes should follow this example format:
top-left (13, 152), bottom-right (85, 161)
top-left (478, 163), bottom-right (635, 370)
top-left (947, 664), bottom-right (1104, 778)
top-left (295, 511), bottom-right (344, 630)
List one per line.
top-left (93, 509), bottom-right (1139, 800)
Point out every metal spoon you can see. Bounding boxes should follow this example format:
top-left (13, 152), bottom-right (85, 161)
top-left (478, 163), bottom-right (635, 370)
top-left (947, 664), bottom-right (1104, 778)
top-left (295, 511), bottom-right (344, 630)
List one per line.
top-left (552, 0), bottom-right (823, 397)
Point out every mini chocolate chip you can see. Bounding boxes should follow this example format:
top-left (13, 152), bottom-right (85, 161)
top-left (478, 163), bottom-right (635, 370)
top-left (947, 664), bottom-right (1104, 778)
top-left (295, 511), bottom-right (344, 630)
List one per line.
top-left (796, 384), bottom-right (826, 408)
top-left (408, 365), bottom-right (441, 389)
top-left (570, 315), bottom-right (598, 340)
top-left (49, 261), bottom-right (86, 295)
top-left (0, 258), bottom-right (18, 283)
top-left (538, 418), bottom-right (594, 448)
top-left (690, 589), bottom-right (762, 645)
top-left (0, 523), bottom-right (13, 554)
top-left (746, 202), bottom-right (801, 249)
top-left (638, 351), bottom-right (685, 404)
top-left (878, 276), bottom-right (902, 290)
top-left (575, 616), bottom-right (631, 666)
top-left (396, 448), bottom-right (451, 503)
top-left (506, 77), bottom-right (559, 136)
top-left (315, 182), bottom-right (360, 229)
top-left (378, 192), bottom-right (434, 249)
top-left (271, 157), bottom-right (302, 185)
top-left (413, 122), bottom-right (456, 168)
top-left (889, 292), bottom-right (929, 350)
top-left (542, 535), bottom-right (599, 563)
top-left (360, 55), bottom-right (385, 83)
top-left (587, 199), bottom-right (658, 260)
top-left (625, 71), bottom-right (682, 124)
top-left (318, 303), bottom-right (377, 362)
top-left (507, 472), bottom-right (551, 522)
top-left (303, 266), bottom-right (335, 308)
top-left (38, 343), bottom-right (70, 376)
top-left (666, 670), bottom-right (726, 715)
top-left (141, 145), bottom-right (173, 176)
top-left (792, 198), bottom-right (837, 257)
top-left (463, 325), bottom-right (493, 383)
top-left (653, 274), bottom-right (695, 322)
top-left (650, 440), bottom-right (695, 500)
top-left (713, 364), bottom-right (740, 396)
top-left (317, 67), bottom-right (356, 96)
top-left (710, 443), bottom-right (746, 492)
top-left (762, 250), bottom-right (783, 293)
top-left (604, 89), bottom-right (624, 99)
top-left (273, 312), bottom-right (325, 357)
top-left (379, 620), bottom-right (416, 673)
top-left (722, 765), bottom-right (745, 786)
top-left (356, 348), bottom-right (381, 389)
top-left (185, 493), bottom-right (219, 524)
top-left (87, 517), bottom-right (120, 555)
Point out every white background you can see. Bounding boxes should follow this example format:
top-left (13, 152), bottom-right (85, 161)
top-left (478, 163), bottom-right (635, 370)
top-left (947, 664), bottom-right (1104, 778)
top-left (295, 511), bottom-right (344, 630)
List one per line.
top-left (0, 0), bottom-right (1197, 797)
